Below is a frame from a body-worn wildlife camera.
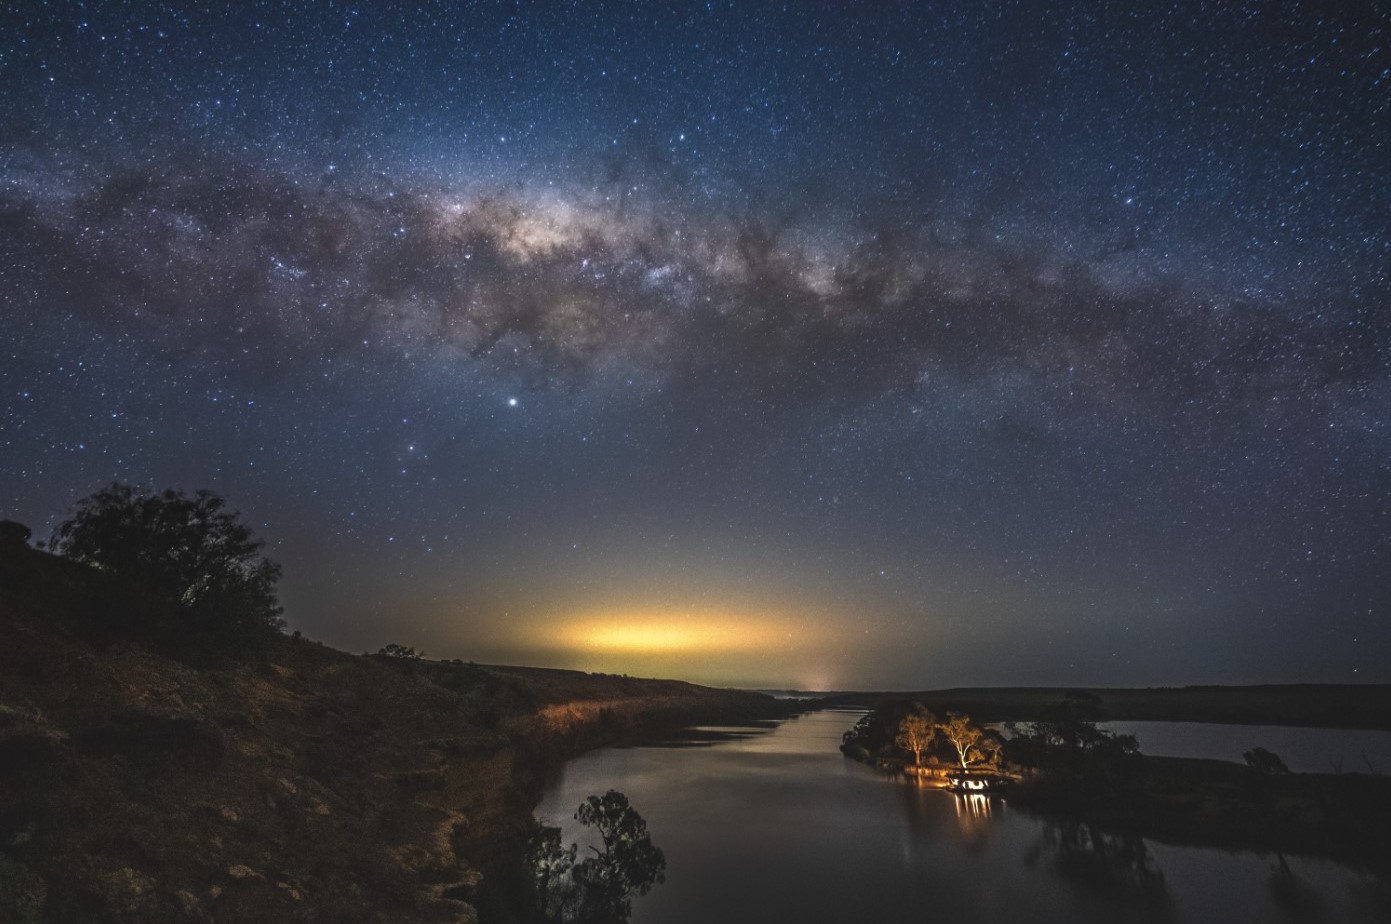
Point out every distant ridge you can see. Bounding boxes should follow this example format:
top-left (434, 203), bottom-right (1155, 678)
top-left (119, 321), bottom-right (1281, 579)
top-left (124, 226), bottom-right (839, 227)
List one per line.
top-left (818, 684), bottom-right (1391, 730)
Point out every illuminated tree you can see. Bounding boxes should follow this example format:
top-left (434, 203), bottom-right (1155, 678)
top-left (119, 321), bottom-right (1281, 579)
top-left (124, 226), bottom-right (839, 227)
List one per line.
top-left (894, 704), bottom-right (937, 765)
top-left (937, 712), bottom-right (1001, 770)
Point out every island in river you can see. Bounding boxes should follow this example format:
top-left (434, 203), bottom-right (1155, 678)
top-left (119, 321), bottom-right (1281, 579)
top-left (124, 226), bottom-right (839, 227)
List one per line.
top-left (837, 693), bottom-right (1391, 881)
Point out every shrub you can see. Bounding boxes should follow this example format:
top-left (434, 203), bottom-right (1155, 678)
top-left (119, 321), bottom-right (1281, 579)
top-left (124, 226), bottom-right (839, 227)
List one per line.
top-left (50, 484), bottom-right (283, 653)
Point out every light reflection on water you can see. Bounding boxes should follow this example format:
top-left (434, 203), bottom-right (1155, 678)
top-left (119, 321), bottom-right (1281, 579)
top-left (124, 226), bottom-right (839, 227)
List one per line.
top-left (534, 710), bottom-right (1388, 924)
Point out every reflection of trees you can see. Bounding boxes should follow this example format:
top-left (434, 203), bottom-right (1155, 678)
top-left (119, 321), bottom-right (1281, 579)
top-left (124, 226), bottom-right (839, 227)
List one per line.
top-left (1026, 820), bottom-right (1170, 915)
top-left (1267, 853), bottom-right (1324, 921)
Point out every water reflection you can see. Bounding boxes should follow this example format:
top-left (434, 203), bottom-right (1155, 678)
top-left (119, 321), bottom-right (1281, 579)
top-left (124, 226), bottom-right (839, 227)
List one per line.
top-left (951, 793), bottom-right (996, 851)
top-left (884, 773), bottom-right (1000, 854)
top-left (1268, 853), bottom-right (1325, 921)
top-left (1025, 820), bottom-right (1171, 917)
top-left (536, 711), bottom-right (1386, 924)
top-left (646, 723), bottom-right (776, 748)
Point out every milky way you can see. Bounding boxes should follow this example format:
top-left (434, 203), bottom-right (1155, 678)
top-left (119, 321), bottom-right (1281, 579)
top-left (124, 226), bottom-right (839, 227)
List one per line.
top-left (2, 2), bottom-right (1388, 688)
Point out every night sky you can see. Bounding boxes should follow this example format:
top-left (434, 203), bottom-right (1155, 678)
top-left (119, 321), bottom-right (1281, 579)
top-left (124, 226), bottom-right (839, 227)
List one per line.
top-left (3, 2), bottom-right (1388, 690)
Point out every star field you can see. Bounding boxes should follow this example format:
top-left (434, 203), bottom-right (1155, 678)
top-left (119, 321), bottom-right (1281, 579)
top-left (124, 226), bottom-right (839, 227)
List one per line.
top-left (2, 1), bottom-right (1388, 688)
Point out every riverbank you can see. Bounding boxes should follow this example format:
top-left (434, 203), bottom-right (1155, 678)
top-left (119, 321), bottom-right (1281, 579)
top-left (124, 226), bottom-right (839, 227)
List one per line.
top-left (0, 545), bottom-right (787, 923)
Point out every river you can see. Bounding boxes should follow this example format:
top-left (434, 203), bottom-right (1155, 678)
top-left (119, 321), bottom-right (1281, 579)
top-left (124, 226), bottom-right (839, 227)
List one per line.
top-left (534, 709), bottom-right (1388, 923)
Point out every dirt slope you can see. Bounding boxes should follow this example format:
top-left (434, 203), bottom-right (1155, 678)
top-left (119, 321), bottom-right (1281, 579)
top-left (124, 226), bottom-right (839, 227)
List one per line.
top-left (0, 546), bottom-right (777, 923)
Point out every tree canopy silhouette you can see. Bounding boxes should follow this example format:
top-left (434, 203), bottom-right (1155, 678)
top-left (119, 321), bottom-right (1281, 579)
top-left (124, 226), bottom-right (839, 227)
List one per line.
top-left (1243, 746), bottom-right (1291, 774)
top-left (51, 484), bottom-right (283, 647)
top-left (524, 790), bottom-right (665, 923)
top-left (572, 790), bottom-right (666, 920)
top-left (377, 643), bottom-right (424, 660)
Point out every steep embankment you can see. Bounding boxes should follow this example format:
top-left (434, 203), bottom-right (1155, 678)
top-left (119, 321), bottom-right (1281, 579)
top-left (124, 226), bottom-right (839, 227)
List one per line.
top-left (0, 546), bottom-right (779, 923)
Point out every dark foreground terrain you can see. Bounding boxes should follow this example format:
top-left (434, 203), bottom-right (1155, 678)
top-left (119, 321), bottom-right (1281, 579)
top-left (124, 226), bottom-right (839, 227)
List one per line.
top-left (0, 546), bottom-right (782, 923)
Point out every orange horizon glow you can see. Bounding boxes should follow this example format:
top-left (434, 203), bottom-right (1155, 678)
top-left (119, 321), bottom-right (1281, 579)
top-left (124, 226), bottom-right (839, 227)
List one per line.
top-left (557, 610), bottom-right (808, 655)
top-left (466, 594), bottom-right (898, 688)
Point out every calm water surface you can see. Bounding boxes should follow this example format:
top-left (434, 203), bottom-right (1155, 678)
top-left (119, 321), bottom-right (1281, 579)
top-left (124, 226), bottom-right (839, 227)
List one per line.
top-left (535, 709), bottom-right (1388, 924)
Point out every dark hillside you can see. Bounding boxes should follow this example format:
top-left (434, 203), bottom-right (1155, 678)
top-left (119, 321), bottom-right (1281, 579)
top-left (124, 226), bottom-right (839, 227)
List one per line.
top-left (0, 544), bottom-right (778, 923)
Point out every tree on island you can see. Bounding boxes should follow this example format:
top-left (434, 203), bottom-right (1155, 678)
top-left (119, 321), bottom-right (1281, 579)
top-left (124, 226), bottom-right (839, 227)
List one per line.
top-left (50, 483), bottom-right (283, 650)
top-left (894, 704), bottom-right (938, 766)
top-left (1003, 694), bottom-right (1139, 768)
top-left (937, 712), bottom-right (1001, 771)
top-left (1024, 692), bottom-right (1122, 751)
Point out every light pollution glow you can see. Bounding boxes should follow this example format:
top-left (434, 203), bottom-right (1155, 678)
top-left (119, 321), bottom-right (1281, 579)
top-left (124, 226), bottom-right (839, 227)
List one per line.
top-left (560, 612), bottom-right (803, 655)
top-left (503, 608), bottom-right (847, 689)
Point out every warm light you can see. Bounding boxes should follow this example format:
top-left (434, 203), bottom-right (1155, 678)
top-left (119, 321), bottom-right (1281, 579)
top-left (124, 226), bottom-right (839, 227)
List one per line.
top-left (955, 793), bottom-right (993, 820)
top-left (577, 624), bottom-right (715, 652)
top-left (561, 614), bottom-right (789, 655)
top-left (501, 601), bottom-right (847, 686)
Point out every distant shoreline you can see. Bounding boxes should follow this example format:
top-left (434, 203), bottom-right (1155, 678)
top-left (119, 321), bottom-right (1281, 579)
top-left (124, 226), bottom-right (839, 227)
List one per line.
top-left (814, 684), bottom-right (1391, 730)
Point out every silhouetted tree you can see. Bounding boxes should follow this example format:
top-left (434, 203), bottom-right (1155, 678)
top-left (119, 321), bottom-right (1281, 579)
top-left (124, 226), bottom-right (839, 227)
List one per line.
top-left (50, 484), bottom-right (283, 647)
top-left (1243, 747), bottom-right (1290, 774)
top-left (523, 791), bottom-right (665, 923)
top-left (572, 791), bottom-right (666, 922)
top-left (377, 643), bottom-right (424, 660)
top-left (1004, 694), bottom-right (1139, 770)
top-left (1029, 693), bottom-right (1108, 748)
top-left (894, 704), bottom-right (937, 766)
